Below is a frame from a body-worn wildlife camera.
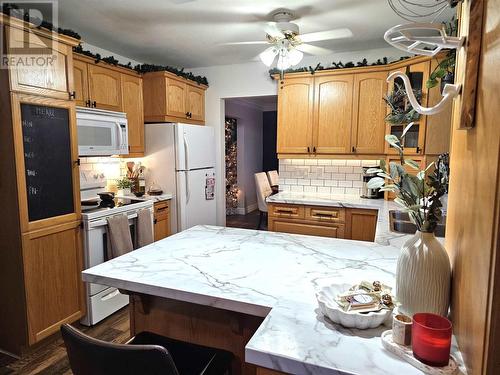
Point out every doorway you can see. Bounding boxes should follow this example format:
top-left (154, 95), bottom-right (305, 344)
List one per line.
top-left (224, 96), bottom-right (277, 230)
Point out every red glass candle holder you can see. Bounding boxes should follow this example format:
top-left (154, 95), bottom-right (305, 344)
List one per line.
top-left (412, 313), bottom-right (452, 367)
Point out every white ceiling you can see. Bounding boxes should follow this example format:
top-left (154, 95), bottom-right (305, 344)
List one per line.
top-left (58, 0), bottom-right (454, 68)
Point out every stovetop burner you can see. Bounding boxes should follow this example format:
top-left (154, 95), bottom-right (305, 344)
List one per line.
top-left (81, 196), bottom-right (144, 213)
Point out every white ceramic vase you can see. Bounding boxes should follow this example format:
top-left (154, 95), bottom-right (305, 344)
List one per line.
top-left (117, 188), bottom-right (131, 196)
top-left (396, 231), bottom-right (451, 317)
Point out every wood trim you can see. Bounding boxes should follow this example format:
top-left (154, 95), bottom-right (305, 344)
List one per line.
top-left (272, 55), bottom-right (432, 80)
top-left (142, 70), bottom-right (208, 89)
top-left (0, 14), bottom-right (80, 47)
top-left (277, 153), bottom-right (385, 160)
top-left (144, 115), bottom-right (205, 125)
top-left (10, 93), bottom-right (81, 233)
top-left (456, 0), bottom-right (485, 129)
top-left (73, 53), bottom-right (141, 77)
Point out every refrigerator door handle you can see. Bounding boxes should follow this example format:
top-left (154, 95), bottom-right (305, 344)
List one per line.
top-left (185, 171), bottom-right (191, 204)
top-left (183, 134), bottom-right (189, 171)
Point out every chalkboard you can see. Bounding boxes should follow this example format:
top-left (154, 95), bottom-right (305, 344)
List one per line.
top-left (21, 104), bottom-right (74, 222)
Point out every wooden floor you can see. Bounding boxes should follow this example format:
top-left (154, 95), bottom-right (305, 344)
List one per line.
top-left (0, 308), bottom-right (130, 375)
top-left (226, 211), bottom-right (267, 231)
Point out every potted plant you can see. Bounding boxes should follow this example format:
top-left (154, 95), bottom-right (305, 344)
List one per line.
top-left (116, 177), bottom-right (133, 196)
top-left (367, 125), bottom-right (451, 316)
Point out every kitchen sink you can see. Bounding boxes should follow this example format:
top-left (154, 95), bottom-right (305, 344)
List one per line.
top-left (389, 210), bottom-right (446, 237)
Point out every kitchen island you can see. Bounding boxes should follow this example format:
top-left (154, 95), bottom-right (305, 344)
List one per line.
top-left (83, 225), bottom-right (462, 375)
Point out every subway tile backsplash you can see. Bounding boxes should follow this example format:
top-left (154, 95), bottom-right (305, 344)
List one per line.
top-left (278, 159), bottom-right (379, 196)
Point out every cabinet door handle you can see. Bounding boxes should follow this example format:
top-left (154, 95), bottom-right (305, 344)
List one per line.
top-left (416, 146), bottom-right (421, 153)
top-left (154, 219), bottom-right (157, 224)
top-left (307, 146), bottom-right (310, 153)
top-left (313, 146), bottom-right (316, 153)
top-left (69, 91), bottom-right (76, 99)
top-left (156, 206), bottom-right (168, 212)
top-left (276, 209), bottom-right (295, 214)
top-left (74, 158), bottom-right (81, 166)
top-left (352, 146), bottom-right (356, 153)
top-left (92, 101), bottom-right (97, 108)
top-left (85, 99), bottom-right (91, 107)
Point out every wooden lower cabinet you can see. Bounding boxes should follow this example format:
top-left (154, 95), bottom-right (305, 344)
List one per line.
top-left (268, 203), bottom-right (377, 242)
top-left (153, 201), bottom-right (171, 241)
top-left (22, 221), bottom-right (85, 344)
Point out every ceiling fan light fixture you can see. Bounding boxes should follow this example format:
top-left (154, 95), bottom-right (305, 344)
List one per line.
top-left (287, 48), bottom-right (303, 66)
top-left (259, 46), bottom-right (278, 67)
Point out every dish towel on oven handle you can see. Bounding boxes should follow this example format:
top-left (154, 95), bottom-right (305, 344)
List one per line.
top-left (137, 208), bottom-right (154, 248)
top-left (106, 214), bottom-right (134, 259)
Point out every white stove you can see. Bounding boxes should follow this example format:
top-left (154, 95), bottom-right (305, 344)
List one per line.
top-left (79, 170), bottom-right (153, 325)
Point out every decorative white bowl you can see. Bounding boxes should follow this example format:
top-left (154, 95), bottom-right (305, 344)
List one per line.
top-left (316, 283), bottom-right (392, 329)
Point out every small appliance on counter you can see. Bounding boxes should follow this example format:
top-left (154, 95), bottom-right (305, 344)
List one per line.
top-left (361, 166), bottom-right (384, 199)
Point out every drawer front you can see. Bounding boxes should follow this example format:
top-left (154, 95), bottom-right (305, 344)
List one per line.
top-left (154, 201), bottom-right (170, 221)
top-left (305, 206), bottom-right (345, 223)
top-left (269, 204), bottom-right (304, 219)
top-left (273, 220), bottom-right (345, 238)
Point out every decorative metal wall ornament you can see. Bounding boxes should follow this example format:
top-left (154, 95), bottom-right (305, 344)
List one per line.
top-left (384, 23), bottom-right (464, 56)
top-left (387, 0), bottom-right (459, 23)
top-left (387, 71), bottom-right (461, 115)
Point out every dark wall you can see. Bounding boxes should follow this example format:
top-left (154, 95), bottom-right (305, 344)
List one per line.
top-left (262, 111), bottom-right (278, 172)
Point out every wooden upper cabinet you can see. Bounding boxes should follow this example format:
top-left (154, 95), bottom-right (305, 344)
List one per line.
top-left (424, 59), bottom-right (452, 155)
top-left (313, 75), bottom-right (354, 154)
top-left (351, 71), bottom-right (388, 154)
top-left (186, 84), bottom-right (205, 123)
top-left (143, 72), bottom-right (207, 125)
top-left (88, 64), bottom-right (122, 111)
top-left (166, 77), bottom-right (187, 118)
top-left (385, 61), bottom-right (430, 156)
top-left (121, 74), bottom-right (144, 155)
top-left (5, 25), bottom-right (78, 100)
top-left (72, 59), bottom-right (89, 107)
top-left (277, 76), bottom-right (314, 154)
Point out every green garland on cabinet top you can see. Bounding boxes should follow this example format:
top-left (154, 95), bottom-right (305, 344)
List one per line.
top-left (269, 56), bottom-right (410, 78)
top-left (73, 45), bottom-right (209, 86)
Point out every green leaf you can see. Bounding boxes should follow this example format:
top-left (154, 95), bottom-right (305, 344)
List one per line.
top-left (394, 198), bottom-right (409, 209)
top-left (385, 134), bottom-right (402, 151)
top-left (377, 172), bottom-right (392, 180)
top-left (424, 162), bottom-right (436, 172)
top-left (379, 185), bottom-right (398, 192)
top-left (404, 159), bottom-right (420, 170)
top-left (416, 170), bottom-right (425, 180)
top-left (435, 69), bottom-right (446, 78)
top-left (366, 168), bottom-right (383, 174)
top-left (401, 122), bottom-right (415, 139)
top-left (367, 177), bottom-right (385, 189)
top-left (380, 159), bottom-right (387, 171)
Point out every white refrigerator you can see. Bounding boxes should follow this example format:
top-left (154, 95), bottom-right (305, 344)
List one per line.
top-left (145, 123), bottom-right (217, 233)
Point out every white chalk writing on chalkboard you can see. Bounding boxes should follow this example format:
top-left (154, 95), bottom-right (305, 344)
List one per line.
top-left (22, 120), bottom-right (33, 128)
top-left (28, 186), bottom-right (38, 195)
top-left (27, 169), bottom-right (37, 176)
top-left (24, 151), bottom-right (35, 158)
top-left (35, 107), bottom-right (55, 117)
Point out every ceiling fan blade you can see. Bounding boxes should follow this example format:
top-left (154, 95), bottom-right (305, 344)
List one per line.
top-left (264, 23), bottom-right (285, 39)
top-left (219, 41), bottom-right (269, 46)
top-left (295, 43), bottom-right (333, 56)
top-left (299, 28), bottom-right (353, 43)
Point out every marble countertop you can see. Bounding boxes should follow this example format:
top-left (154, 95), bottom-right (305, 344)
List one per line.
top-left (82, 225), bottom-right (462, 375)
top-left (267, 192), bottom-right (419, 248)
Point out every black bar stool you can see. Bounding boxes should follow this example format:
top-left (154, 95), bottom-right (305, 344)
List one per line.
top-left (61, 324), bottom-right (233, 375)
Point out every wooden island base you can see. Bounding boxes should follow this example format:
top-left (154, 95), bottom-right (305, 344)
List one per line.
top-left (129, 293), bottom-right (267, 375)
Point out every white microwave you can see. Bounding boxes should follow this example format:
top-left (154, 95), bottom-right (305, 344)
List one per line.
top-left (76, 107), bottom-right (129, 156)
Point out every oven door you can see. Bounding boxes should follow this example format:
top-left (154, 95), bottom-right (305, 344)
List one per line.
top-left (84, 214), bottom-right (137, 296)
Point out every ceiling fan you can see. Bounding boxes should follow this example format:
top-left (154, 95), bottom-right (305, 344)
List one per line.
top-left (223, 9), bottom-right (353, 70)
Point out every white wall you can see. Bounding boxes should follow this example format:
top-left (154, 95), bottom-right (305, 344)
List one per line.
top-left (81, 42), bottom-right (143, 66)
top-left (189, 47), bottom-right (411, 225)
top-left (225, 100), bottom-right (263, 213)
